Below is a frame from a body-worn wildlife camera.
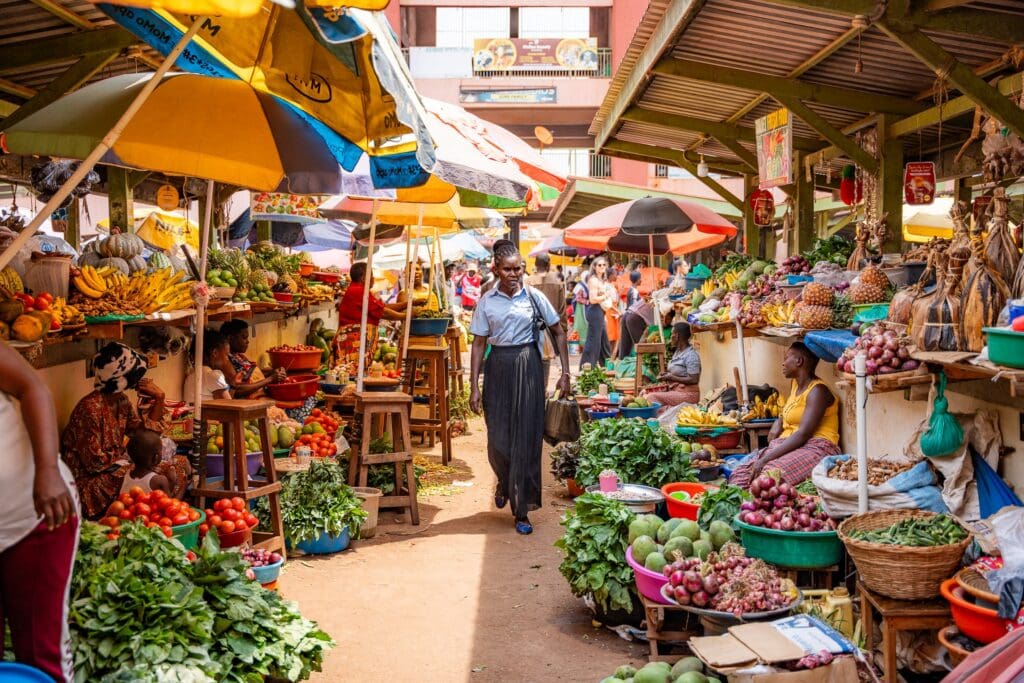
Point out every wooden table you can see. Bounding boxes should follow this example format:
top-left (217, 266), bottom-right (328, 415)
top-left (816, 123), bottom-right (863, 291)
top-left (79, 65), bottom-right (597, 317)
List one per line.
top-left (640, 595), bottom-right (698, 661)
top-left (858, 580), bottom-right (951, 683)
top-left (742, 421), bottom-right (775, 452)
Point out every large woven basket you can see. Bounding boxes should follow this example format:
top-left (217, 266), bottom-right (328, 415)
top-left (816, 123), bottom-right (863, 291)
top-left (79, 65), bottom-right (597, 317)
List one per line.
top-left (838, 509), bottom-right (971, 600)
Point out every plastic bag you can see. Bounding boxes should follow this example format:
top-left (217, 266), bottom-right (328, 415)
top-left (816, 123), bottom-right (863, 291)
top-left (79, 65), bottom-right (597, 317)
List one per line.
top-left (973, 449), bottom-right (1023, 519)
top-left (812, 455), bottom-right (948, 518)
top-left (920, 371), bottom-right (964, 457)
top-left (543, 392), bottom-right (579, 446)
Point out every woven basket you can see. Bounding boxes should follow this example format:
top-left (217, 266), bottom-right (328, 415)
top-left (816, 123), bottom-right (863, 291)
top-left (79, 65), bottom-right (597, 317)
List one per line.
top-left (838, 509), bottom-right (971, 600)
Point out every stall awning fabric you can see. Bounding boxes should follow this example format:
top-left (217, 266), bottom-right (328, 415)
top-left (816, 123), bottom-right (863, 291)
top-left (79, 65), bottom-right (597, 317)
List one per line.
top-left (100, 3), bottom-right (435, 189)
top-left (319, 196), bottom-right (506, 231)
top-left (98, 0), bottom-right (389, 18)
top-left (1, 73), bottom-right (345, 194)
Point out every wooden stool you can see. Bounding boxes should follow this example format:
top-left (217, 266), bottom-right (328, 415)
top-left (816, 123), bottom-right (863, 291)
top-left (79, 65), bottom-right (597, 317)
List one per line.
top-left (641, 595), bottom-right (698, 661)
top-left (352, 391), bottom-right (419, 525)
top-left (445, 326), bottom-right (465, 397)
top-left (404, 345), bottom-right (452, 466)
top-left (775, 565), bottom-right (837, 591)
top-left (195, 399), bottom-right (285, 553)
top-left (858, 580), bottom-right (951, 683)
top-left (634, 342), bottom-right (667, 395)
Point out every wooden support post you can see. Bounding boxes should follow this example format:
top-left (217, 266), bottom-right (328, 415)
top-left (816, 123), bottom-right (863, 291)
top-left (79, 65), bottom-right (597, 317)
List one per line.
top-left (954, 177), bottom-right (972, 205)
top-left (107, 167), bottom-right (133, 234)
top-left (742, 174), bottom-right (759, 257)
top-left (1, 51), bottom-right (120, 129)
top-left (795, 155), bottom-right (815, 255)
top-left (66, 199), bottom-right (80, 251)
top-left (256, 220), bottom-right (272, 243)
top-left (879, 116), bottom-right (905, 253)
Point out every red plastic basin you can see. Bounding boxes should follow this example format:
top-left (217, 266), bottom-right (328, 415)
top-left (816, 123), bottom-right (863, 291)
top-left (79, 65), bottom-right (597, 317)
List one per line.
top-left (312, 271), bottom-right (341, 284)
top-left (272, 291), bottom-right (294, 303)
top-left (267, 348), bottom-right (322, 371)
top-left (941, 578), bottom-right (1013, 644)
top-left (626, 546), bottom-right (672, 605)
top-left (266, 374), bottom-right (319, 401)
top-left (661, 482), bottom-right (717, 520)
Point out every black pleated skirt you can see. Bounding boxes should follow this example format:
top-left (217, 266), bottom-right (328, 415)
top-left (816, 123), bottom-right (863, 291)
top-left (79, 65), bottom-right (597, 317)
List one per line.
top-left (483, 344), bottom-right (545, 518)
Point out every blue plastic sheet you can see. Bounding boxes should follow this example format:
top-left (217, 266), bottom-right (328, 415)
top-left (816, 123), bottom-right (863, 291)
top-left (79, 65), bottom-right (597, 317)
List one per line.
top-left (973, 449), bottom-right (1023, 518)
top-left (802, 329), bottom-right (857, 363)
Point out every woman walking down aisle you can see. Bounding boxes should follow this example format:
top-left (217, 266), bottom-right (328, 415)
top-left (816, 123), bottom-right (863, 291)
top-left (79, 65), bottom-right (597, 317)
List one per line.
top-left (469, 240), bottom-right (571, 535)
top-left (580, 255), bottom-right (612, 369)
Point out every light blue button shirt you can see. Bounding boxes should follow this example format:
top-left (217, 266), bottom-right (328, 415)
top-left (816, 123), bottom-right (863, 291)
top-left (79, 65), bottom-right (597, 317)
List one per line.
top-left (470, 285), bottom-right (560, 354)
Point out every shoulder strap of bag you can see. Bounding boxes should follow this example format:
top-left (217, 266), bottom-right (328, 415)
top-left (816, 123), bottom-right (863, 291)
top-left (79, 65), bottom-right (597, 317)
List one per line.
top-left (525, 286), bottom-right (558, 346)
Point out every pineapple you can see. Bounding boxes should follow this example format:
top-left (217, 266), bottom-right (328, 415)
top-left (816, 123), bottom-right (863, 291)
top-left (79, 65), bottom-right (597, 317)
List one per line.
top-left (279, 273), bottom-right (298, 293)
top-left (801, 282), bottom-right (833, 307)
top-left (849, 265), bottom-right (890, 304)
top-left (861, 265), bottom-right (891, 290)
top-left (796, 305), bottom-right (833, 330)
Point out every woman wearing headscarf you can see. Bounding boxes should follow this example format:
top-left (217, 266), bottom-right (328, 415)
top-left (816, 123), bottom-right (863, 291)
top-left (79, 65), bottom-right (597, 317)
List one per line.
top-left (61, 342), bottom-right (191, 518)
top-left (469, 240), bottom-right (570, 535)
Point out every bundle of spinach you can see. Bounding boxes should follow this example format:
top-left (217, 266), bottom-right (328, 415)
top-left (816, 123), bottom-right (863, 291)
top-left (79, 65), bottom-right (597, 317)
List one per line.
top-left (254, 459), bottom-right (367, 546)
top-left (69, 522), bottom-right (333, 683)
top-left (550, 440), bottom-right (580, 482)
top-left (575, 365), bottom-right (607, 395)
top-left (554, 493), bottom-right (636, 613)
top-left (696, 485), bottom-right (752, 531)
top-left (803, 235), bottom-right (854, 266)
top-left (576, 419), bottom-right (695, 488)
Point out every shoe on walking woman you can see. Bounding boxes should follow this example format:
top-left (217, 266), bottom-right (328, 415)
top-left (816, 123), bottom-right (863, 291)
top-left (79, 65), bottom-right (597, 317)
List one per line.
top-left (469, 240), bottom-right (571, 534)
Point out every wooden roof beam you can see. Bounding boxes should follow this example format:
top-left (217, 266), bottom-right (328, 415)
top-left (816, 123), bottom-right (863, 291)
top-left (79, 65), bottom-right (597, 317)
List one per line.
top-left (2, 50), bottom-right (121, 128)
top-left (27, 0), bottom-right (94, 30)
top-left (602, 140), bottom-right (746, 212)
top-left (889, 70), bottom-right (1023, 137)
top-left (0, 79), bottom-right (35, 99)
top-left (759, 0), bottom-right (1024, 43)
top-left (622, 106), bottom-right (824, 152)
top-left (920, 0), bottom-right (978, 10)
top-left (652, 57), bottom-right (925, 115)
top-left (0, 28), bottom-right (135, 73)
top-left (878, 19), bottom-right (1024, 139)
top-left (775, 94), bottom-right (878, 173)
top-left (592, 0), bottom-right (706, 150)
top-left (712, 136), bottom-right (759, 171)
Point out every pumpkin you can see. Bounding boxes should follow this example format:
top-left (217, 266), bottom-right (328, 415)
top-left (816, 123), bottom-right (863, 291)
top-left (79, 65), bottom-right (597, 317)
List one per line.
top-left (127, 254), bottom-right (147, 273)
top-left (77, 250), bottom-right (103, 268)
top-left (12, 313), bottom-right (44, 342)
top-left (98, 232), bottom-right (144, 259)
top-left (98, 257), bottom-right (130, 275)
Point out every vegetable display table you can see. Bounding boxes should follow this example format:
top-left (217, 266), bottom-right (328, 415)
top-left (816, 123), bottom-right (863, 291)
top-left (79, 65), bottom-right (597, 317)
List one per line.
top-left (640, 594), bottom-right (698, 661)
top-left (352, 391), bottom-right (419, 525)
top-left (858, 580), bottom-right (950, 683)
top-left (445, 325), bottom-right (465, 397)
top-left (195, 399), bottom-right (285, 553)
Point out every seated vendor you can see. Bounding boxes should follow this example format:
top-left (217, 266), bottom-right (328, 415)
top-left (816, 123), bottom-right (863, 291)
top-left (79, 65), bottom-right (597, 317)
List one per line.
top-left (219, 319), bottom-right (286, 398)
top-left (61, 342), bottom-right (191, 518)
top-left (396, 261), bottom-right (439, 316)
top-left (184, 329), bottom-right (232, 401)
top-left (644, 322), bottom-right (701, 409)
top-left (333, 261), bottom-right (409, 367)
top-left (729, 342), bottom-right (841, 488)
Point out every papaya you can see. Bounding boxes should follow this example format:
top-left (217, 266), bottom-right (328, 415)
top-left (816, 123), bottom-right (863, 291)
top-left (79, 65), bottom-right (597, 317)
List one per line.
top-left (0, 298), bottom-right (24, 324)
top-left (11, 314), bottom-right (44, 342)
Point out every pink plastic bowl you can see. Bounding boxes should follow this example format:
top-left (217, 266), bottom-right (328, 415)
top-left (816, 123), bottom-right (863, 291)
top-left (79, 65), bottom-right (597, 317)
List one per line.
top-left (626, 546), bottom-right (672, 605)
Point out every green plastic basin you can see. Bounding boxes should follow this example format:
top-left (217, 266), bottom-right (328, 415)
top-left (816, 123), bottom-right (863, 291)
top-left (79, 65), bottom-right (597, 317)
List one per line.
top-left (171, 508), bottom-right (206, 550)
top-left (734, 514), bottom-right (841, 568)
top-left (984, 328), bottom-right (1024, 369)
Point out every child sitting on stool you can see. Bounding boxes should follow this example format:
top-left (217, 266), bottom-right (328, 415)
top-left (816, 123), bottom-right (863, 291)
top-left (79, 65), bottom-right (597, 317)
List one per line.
top-left (120, 428), bottom-right (173, 495)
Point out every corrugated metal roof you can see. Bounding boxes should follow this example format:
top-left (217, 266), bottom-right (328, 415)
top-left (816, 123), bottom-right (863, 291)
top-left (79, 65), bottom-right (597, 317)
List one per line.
top-left (592, 0), bottom-right (1024, 179)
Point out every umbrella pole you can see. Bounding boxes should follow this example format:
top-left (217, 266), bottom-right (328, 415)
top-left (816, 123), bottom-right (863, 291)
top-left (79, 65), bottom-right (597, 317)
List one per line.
top-left (400, 205), bottom-right (423, 358)
top-left (734, 318), bottom-right (749, 410)
top-left (356, 199), bottom-right (379, 393)
top-left (855, 352), bottom-right (869, 513)
top-left (651, 235), bottom-right (665, 344)
top-left (191, 178), bottom-right (215, 472)
top-left (0, 19), bottom-right (204, 271)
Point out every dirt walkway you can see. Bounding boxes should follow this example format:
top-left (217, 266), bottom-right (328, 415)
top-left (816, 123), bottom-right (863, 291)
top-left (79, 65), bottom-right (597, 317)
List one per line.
top-left (281, 415), bottom-right (647, 682)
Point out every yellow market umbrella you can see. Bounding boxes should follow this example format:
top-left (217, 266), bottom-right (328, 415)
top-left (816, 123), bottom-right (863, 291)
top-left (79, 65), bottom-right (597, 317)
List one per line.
top-left (99, 0), bottom-right (390, 18)
top-left (319, 195), bottom-right (505, 231)
top-left (903, 210), bottom-right (954, 243)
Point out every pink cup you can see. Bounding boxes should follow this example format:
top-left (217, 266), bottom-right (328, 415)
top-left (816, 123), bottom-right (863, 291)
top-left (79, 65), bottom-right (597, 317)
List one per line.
top-left (599, 471), bottom-right (619, 492)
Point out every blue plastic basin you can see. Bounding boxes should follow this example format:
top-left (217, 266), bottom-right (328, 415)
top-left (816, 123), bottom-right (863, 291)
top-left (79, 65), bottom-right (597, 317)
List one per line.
top-left (295, 528), bottom-right (351, 555)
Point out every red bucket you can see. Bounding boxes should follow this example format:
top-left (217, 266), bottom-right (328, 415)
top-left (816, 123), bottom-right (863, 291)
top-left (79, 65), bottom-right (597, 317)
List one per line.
top-left (661, 482), bottom-right (717, 519)
top-left (266, 374), bottom-right (319, 401)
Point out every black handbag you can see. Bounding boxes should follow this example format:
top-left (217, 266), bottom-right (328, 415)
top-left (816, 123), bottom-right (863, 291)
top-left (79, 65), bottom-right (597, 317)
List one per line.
top-left (544, 390), bottom-right (580, 446)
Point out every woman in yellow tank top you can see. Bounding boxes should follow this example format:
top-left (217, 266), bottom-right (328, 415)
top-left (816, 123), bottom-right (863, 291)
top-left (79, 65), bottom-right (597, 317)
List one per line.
top-left (730, 342), bottom-right (842, 488)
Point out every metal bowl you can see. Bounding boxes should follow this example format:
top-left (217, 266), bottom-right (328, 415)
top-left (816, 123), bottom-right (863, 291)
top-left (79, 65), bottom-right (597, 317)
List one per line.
top-left (585, 483), bottom-right (665, 514)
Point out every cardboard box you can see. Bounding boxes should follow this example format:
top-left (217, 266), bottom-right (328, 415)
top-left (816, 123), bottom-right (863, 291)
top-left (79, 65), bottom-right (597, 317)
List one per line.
top-left (688, 616), bottom-right (857, 683)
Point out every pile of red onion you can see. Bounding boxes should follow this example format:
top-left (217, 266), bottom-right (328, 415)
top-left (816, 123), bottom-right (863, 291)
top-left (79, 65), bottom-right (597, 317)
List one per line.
top-left (796, 650), bottom-right (834, 670)
top-left (663, 543), bottom-right (794, 616)
top-left (739, 473), bottom-right (835, 532)
top-left (835, 325), bottom-right (918, 376)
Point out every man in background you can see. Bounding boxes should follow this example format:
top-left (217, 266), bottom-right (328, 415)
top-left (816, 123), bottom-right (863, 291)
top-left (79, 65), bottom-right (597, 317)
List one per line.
top-left (526, 253), bottom-right (567, 388)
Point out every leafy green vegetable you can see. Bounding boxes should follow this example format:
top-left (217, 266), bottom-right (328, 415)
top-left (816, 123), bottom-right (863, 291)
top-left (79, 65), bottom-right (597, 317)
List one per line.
top-left (802, 235), bottom-right (854, 267)
top-left (69, 522), bottom-right (333, 682)
top-left (714, 252), bottom-right (753, 278)
top-left (550, 440), bottom-right (580, 481)
top-left (554, 493), bottom-right (636, 613)
top-left (575, 366), bottom-right (608, 395)
top-left (795, 479), bottom-right (819, 496)
top-left (254, 459), bottom-right (367, 546)
top-left (576, 419), bottom-right (696, 488)
top-left (697, 485), bottom-right (752, 531)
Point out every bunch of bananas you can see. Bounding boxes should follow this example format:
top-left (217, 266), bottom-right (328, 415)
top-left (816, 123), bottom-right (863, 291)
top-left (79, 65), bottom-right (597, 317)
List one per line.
top-left (0, 267), bottom-right (23, 294)
top-left (762, 299), bottom-right (798, 326)
top-left (297, 280), bottom-right (334, 304)
top-left (741, 393), bottom-right (781, 421)
top-left (51, 297), bottom-right (85, 327)
top-left (676, 405), bottom-right (740, 428)
top-left (72, 266), bottom-right (192, 316)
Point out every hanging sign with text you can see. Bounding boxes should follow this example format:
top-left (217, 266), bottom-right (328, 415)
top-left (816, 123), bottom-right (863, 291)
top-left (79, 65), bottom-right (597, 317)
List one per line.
top-left (755, 108), bottom-right (793, 188)
top-left (903, 162), bottom-right (936, 205)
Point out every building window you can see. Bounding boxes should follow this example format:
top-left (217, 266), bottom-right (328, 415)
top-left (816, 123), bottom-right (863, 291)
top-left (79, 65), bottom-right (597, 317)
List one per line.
top-left (519, 7), bottom-right (590, 39)
top-left (654, 164), bottom-right (669, 178)
top-left (589, 152), bottom-right (611, 178)
top-left (654, 164), bottom-right (692, 179)
top-left (436, 7), bottom-right (511, 48)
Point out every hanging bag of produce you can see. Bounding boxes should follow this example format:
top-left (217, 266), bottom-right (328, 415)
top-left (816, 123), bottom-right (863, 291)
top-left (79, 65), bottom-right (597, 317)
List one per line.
top-left (920, 371), bottom-right (964, 458)
top-left (544, 389), bottom-right (580, 446)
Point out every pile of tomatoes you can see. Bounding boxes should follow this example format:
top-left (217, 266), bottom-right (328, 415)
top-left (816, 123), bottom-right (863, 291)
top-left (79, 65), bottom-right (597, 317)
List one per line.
top-left (199, 496), bottom-right (260, 540)
top-left (99, 487), bottom-right (201, 540)
top-left (303, 408), bottom-right (340, 437)
top-left (290, 431), bottom-right (337, 458)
